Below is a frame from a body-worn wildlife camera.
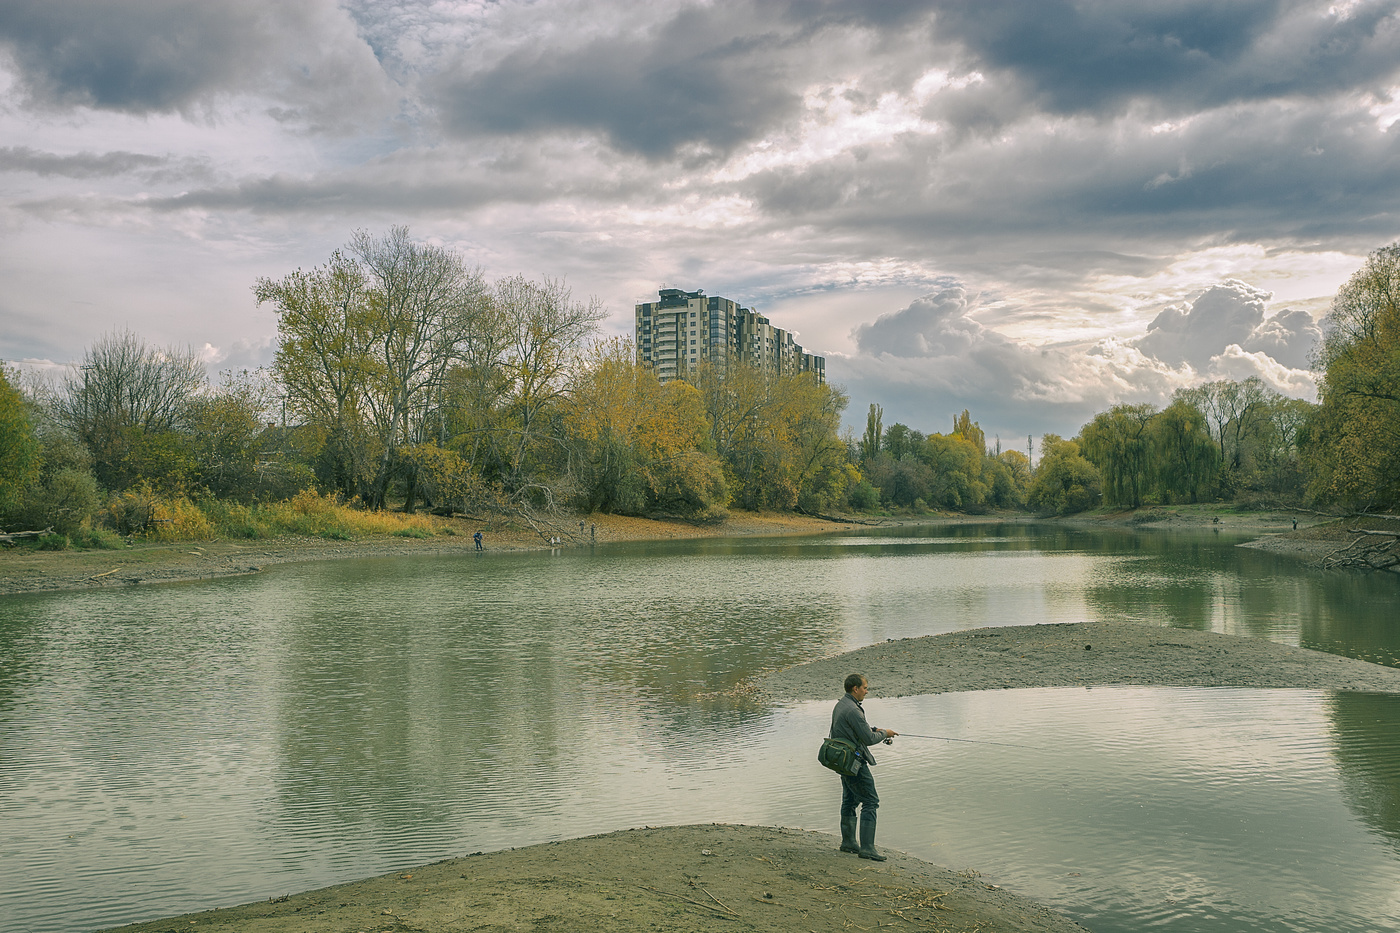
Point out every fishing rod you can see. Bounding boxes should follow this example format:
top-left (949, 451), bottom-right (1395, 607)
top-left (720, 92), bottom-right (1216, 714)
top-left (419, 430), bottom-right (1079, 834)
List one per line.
top-left (886, 733), bottom-right (1040, 750)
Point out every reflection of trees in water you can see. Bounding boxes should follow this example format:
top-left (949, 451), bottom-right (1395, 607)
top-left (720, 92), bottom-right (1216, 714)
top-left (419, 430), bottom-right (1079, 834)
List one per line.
top-left (1327, 691), bottom-right (1400, 855)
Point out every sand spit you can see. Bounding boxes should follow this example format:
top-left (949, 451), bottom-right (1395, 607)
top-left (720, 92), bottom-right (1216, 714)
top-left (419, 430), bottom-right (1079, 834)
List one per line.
top-left (756, 620), bottom-right (1400, 701)
top-left (102, 824), bottom-right (1086, 933)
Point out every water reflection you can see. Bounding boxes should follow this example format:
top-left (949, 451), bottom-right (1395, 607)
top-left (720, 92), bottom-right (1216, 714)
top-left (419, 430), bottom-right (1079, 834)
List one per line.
top-left (1328, 691), bottom-right (1400, 857)
top-left (2, 523), bottom-right (1399, 933)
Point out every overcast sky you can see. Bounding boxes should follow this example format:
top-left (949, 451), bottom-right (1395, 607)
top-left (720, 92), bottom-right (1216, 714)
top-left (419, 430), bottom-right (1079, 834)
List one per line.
top-left (2, 0), bottom-right (1398, 446)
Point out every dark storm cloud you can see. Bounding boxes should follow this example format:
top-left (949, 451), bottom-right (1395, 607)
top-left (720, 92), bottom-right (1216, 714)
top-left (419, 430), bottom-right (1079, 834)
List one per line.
top-left (931, 0), bottom-right (1400, 115)
top-left (0, 1), bottom-right (270, 112)
top-left (0, 146), bottom-right (167, 178)
top-left (438, 7), bottom-right (801, 158)
top-left (0, 0), bottom-right (389, 128)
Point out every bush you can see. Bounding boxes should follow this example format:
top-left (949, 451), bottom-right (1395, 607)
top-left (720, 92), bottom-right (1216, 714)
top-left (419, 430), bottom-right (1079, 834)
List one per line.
top-left (69, 526), bottom-right (125, 549)
top-left (147, 497), bottom-right (216, 541)
top-left (5, 467), bottom-right (102, 535)
top-left (36, 533), bottom-right (69, 551)
top-left (847, 480), bottom-right (880, 512)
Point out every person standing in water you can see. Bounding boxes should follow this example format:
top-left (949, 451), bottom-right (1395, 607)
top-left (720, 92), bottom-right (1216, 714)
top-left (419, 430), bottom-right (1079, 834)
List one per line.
top-left (830, 674), bottom-right (898, 860)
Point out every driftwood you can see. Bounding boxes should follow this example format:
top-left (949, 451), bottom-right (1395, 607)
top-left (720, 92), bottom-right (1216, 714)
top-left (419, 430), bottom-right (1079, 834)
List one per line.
top-left (1323, 528), bottom-right (1400, 573)
top-left (0, 526), bottom-right (55, 544)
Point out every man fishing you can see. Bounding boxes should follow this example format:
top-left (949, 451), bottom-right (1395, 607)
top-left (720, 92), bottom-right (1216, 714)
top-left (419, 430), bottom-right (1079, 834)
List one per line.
top-left (830, 674), bottom-right (898, 861)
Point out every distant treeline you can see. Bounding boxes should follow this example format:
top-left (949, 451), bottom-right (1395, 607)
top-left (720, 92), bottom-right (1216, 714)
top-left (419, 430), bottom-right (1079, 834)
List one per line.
top-left (1, 234), bottom-right (1396, 545)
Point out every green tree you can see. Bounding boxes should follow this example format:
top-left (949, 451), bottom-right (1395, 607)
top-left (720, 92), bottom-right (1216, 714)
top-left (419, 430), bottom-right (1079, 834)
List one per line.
top-left (0, 367), bottom-right (40, 516)
top-left (860, 403), bottom-right (883, 462)
top-left (1027, 435), bottom-right (1100, 515)
top-left (1147, 399), bottom-right (1217, 503)
top-left (1079, 404), bottom-right (1155, 509)
top-left (1308, 242), bottom-right (1400, 510)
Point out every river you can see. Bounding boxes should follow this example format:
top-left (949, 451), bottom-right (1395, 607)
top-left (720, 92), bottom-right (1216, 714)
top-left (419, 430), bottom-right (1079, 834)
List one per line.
top-left (2, 523), bottom-right (1399, 933)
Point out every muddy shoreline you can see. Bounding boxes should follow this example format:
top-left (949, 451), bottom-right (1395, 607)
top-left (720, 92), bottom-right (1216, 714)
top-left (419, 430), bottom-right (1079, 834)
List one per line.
top-left (0, 505), bottom-right (1348, 597)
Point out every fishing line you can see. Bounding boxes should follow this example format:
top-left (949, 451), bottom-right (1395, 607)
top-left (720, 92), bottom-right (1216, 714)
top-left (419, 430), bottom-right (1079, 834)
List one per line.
top-left (890, 733), bottom-right (1040, 750)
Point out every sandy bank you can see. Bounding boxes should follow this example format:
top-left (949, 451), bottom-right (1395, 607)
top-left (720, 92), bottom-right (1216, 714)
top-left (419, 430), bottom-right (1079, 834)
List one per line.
top-left (755, 620), bottom-right (1400, 701)
top-left (0, 510), bottom-right (845, 596)
top-left (103, 824), bottom-right (1086, 933)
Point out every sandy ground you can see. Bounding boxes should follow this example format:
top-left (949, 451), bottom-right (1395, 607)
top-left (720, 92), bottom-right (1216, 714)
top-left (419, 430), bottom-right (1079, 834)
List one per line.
top-left (754, 620), bottom-right (1400, 700)
top-left (104, 825), bottom-right (1087, 933)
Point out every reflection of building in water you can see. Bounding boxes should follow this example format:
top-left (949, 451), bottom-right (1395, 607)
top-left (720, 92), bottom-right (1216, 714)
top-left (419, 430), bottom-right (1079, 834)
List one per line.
top-left (634, 287), bottom-right (825, 385)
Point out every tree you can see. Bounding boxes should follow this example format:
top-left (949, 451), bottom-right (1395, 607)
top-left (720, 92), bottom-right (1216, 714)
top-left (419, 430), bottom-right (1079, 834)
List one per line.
top-left (952, 409), bottom-right (985, 454)
top-left (1027, 434), bottom-right (1100, 515)
top-left (258, 229), bottom-right (492, 508)
top-left (350, 227), bottom-right (491, 509)
top-left (564, 339), bottom-right (725, 518)
top-left (860, 404), bottom-right (883, 462)
top-left (487, 275), bottom-right (605, 494)
top-left (1079, 404), bottom-right (1155, 509)
top-left (1148, 400), bottom-right (1217, 503)
top-left (0, 367), bottom-right (40, 515)
top-left (256, 248), bottom-right (376, 498)
top-left (55, 330), bottom-right (205, 491)
top-left (1308, 242), bottom-right (1400, 510)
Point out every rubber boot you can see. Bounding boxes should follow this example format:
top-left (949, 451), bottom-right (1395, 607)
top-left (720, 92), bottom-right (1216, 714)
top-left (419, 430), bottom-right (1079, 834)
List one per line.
top-left (858, 810), bottom-right (886, 861)
top-left (839, 813), bottom-right (860, 853)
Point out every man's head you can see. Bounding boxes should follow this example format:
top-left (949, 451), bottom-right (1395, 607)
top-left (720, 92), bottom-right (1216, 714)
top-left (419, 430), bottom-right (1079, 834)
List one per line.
top-left (844, 674), bottom-right (868, 700)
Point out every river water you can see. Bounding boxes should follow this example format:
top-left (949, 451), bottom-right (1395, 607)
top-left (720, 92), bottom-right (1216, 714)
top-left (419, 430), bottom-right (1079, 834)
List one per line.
top-left (2, 523), bottom-right (1399, 933)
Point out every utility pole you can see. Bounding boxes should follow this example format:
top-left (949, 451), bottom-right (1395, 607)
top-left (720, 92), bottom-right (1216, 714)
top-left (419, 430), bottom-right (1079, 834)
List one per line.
top-left (1027, 434), bottom-right (1034, 472)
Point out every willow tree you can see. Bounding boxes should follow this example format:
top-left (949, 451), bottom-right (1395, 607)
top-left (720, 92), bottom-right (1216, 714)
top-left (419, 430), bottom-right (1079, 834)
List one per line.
top-left (1079, 404), bottom-right (1156, 509)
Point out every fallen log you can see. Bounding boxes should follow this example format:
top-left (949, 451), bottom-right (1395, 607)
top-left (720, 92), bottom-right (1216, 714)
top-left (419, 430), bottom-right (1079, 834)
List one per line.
top-left (0, 527), bottom-right (55, 544)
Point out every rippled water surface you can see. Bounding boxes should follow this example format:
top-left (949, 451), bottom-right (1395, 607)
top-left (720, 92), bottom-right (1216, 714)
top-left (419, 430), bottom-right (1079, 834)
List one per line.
top-left (3, 523), bottom-right (1400, 933)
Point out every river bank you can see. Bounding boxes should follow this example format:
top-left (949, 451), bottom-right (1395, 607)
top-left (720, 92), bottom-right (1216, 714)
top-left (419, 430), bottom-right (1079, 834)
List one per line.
top-left (0, 503), bottom-right (1353, 597)
top-left (0, 510), bottom-right (846, 596)
top-left (104, 824), bottom-right (1087, 933)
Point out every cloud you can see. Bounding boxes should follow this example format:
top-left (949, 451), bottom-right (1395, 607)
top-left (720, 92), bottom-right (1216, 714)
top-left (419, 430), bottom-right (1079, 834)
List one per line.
top-left (0, 0), bottom-right (392, 129)
top-left (436, 6), bottom-right (803, 159)
top-left (837, 279), bottom-right (1319, 442)
top-left (1134, 280), bottom-right (1321, 372)
top-left (931, 0), bottom-right (1400, 116)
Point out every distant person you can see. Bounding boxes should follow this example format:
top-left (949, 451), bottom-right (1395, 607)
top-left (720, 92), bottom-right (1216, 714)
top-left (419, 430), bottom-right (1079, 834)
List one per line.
top-left (590, 522), bottom-right (596, 541)
top-left (579, 519), bottom-right (586, 535)
top-left (473, 531), bottom-right (483, 551)
top-left (1293, 518), bottom-right (1298, 530)
top-left (830, 674), bottom-right (898, 860)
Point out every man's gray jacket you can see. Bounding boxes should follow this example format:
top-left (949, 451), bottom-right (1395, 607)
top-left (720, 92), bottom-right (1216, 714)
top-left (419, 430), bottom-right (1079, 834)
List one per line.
top-left (830, 693), bottom-right (885, 766)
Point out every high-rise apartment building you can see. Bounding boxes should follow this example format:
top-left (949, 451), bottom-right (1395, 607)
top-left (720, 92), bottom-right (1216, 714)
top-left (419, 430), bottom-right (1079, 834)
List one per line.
top-left (634, 288), bottom-right (825, 384)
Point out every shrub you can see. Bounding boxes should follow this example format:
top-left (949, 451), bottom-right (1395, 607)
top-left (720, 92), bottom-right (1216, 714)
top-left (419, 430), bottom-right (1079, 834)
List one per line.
top-left (147, 497), bottom-right (216, 541)
top-left (36, 533), bottom-right (70, 551)
top-left (70, 526), bottom-right (125, 549)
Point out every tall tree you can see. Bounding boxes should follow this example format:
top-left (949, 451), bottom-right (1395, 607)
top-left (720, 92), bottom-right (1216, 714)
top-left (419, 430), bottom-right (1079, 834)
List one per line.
top-left (350, 227), bottom-right (490, 509)
top-left (860, 403), bottom-right (883, 462)
top-left (1148, 399), bottom-right (1217, 503)
top-left (258, 229), bottom-right (491, 508)
top-left (490, 275), bottom-right (605, 493)
top-left (1079, 404), bottom-right (1155, 509)
top-left (0, 368), bottom-right (40, 515)
top-left (1308, 242), bottom-right (1400, 510)
top-left (256, 249), bottom-right (376, 498)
